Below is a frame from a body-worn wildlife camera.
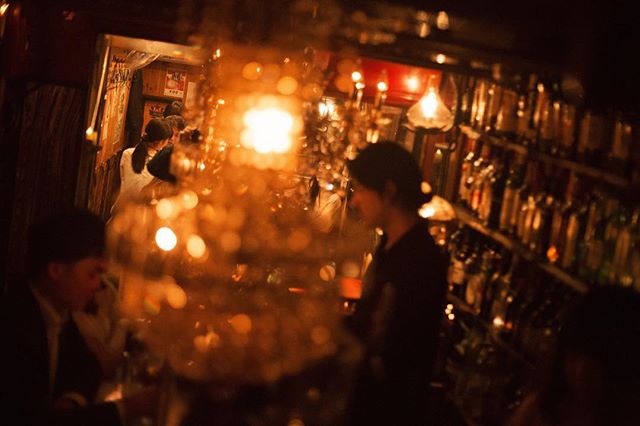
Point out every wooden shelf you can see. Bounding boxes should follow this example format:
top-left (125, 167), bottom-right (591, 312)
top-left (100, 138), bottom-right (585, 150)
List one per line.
top-left (453, 206), bottom-right (589, 294)
top-left (459, 126), bottom-right (630, 189)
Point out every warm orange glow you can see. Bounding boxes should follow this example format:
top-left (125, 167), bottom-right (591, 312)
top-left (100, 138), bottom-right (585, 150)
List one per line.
top-left (242, 62), bottom-right (262, 80)
top-left (241, 107), bottom-right (295, 154)
top-left (419, 205), bottom-right (436, 218)
top-left (156, 199), bottom-right (175, 219)
top-left (420, 87), bottom-right (438, 118)
top-left (406, 76), bottom-right (420, 92)
top-left (319, 264), bottom-right (336, 281)
top-left (186, 235), bottom-right (206, 258)
top-left (166, 284), bottom-right (187, 309)
top-left (435, 54), bottom-right (446, 64)
top-left (229, 314), bottom-right (252, 334)
top-left (351, 71), bottom-right (363, 82)
top-left (277, 76), bottom-right (298, 95)
top-left (155, 227), bottom-right (177, 251)
top-left (436, 11), bottom-right (450, 30)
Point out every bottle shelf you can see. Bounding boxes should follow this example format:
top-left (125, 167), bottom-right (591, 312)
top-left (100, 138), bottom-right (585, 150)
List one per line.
top-left (453, 206), bottom-right (589, 294)
top-left (447, 294), bottom-right (535, 371)
top-left (459, 125), bottom-right (631, 189)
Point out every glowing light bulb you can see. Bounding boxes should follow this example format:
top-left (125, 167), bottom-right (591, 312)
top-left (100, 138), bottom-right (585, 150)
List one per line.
top-left (351, 71), bottom-right (362, 82)
top-left (419, 205), bottom-right (436, 218)
top-left (435, 54), bottom-right (446, 64)
top-left (376, 69), bottom-right (389, 92)
top-left (436, 11), bottom-right (450, 30)
top-left (242, 107), bottom-right (295, 154)
top-left (406, 76), bottom-right (420, 92)
top-left (155, 227), bottom-right (177, 251)
top-left (420, 87), bottom-right (438, 118)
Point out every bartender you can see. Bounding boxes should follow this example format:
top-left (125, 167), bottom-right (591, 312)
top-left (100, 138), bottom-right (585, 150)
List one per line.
top-left (345, 141), bottom-right (448, 425)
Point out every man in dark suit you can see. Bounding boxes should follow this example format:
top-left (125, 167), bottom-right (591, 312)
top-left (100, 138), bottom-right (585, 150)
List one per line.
top-left (0, 208), bottom-right (155, 425)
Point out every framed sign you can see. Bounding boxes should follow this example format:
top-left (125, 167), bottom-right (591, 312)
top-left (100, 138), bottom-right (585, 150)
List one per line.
top-left (164, 70), bottom-right (186, 98)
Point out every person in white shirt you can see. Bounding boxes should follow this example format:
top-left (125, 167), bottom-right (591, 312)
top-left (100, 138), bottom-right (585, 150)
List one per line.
top-left (111, 118), bottom-right (172, 213)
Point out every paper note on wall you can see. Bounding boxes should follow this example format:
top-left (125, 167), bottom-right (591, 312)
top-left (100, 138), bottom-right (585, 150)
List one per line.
top-left (185, 81), bottom-right (197, 110)
top-left (164, 70), bottom-right (186, 98)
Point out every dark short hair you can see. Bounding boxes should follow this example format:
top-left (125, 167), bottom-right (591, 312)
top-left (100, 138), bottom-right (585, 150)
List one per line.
top-left (132, 118), bottom-right (173, 173)
top-left (26, 208), bottom-right (105, 278)
top-left (163, 101), bottom-right (184, 118)
top-left (348, 141), bottom-right (432, 211)
top-left (165, 115), bottom-right (186, 131)
top-left (147, 145), bottom-right (177, 184)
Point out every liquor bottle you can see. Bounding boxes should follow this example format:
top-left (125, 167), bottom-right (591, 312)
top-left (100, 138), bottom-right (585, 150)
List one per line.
top-left (458, 138), bottom-right (481, 208)
top-left (582, 197), bottom-right (618, 284)
top-left (610, 204), bottom-right (635, 285)
top-left (466, 245), bottom-right (498, 313)
top-left (487, 151), bottom-right (511, 229)
top-left (576, 189), bottom-right (604, 279)
top-left (518, 165), bottom-right (542, 246)
top-left (490, 255), bottom-right (521, 337)
top-left (536, 80), bottom-right (560, 154)
top-left (484, 82), bottom-right (504, 133)
top-left (477, 159), bottom-right (496, 223)
top-left (500, 263), bottom-right (535, 345)
top-left (546, 173), bottom-right (575, 264)
top-left (499, 156), bottom-right (524, 234)
top-left (560, 191), bottom-right (588, 273)
top-left (605, 117), bottom-right (632, 177)
top-left (449, 229), bottom-right (471, 298)
top-left (596, 200), bottom-right (626, 286)
top-left (469, 144), bottom-right (492, 214)
top-left (557, 102), bottom-right (577, 158)
top-left (462, 243), bottom-right (482, 301)
top-left (458, 76), bottom-right (477, 126)
top-left (576, 110), bottom-right (606, 167)
top-left (472, 80), bottom-right (490, 130)
top-left (513, 163), bottom-right (536, 242)
top-left (516, 73), bottom-right (539, 147)
top-left (495, 77), bottom-right (520, 139)
top-left (481, 249), bottom-right (509, 322)
top-left (618, 208), bottom-right (640, 289)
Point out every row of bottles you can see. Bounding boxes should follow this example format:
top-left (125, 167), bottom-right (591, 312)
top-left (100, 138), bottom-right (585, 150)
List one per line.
top-left (456, 138), bottom-right (640, 289)
top-left (444, 226), bottom-right (579, 424)
top-left (447, 227), bottom-right (577, 361)
top-left (458, 75), bottom-right (640, 178)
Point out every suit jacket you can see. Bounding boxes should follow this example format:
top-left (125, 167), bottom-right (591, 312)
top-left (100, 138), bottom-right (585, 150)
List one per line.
top-left (0, 285), bottom-right (121, 426)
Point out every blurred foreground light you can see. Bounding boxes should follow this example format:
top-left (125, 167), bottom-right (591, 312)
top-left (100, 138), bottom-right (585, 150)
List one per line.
top-left (436, 11), bottom-right (450, 30)
top-left (155, 227), bottom-right (177, 251)
top-left (406, 76), bottom-right (420, 92)
top-left (242, 107), bottom-right (295, 154)
top-left (419, 205), bottom-right (436, 218)
top-left (186, 235), bottom-right (206, 258)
